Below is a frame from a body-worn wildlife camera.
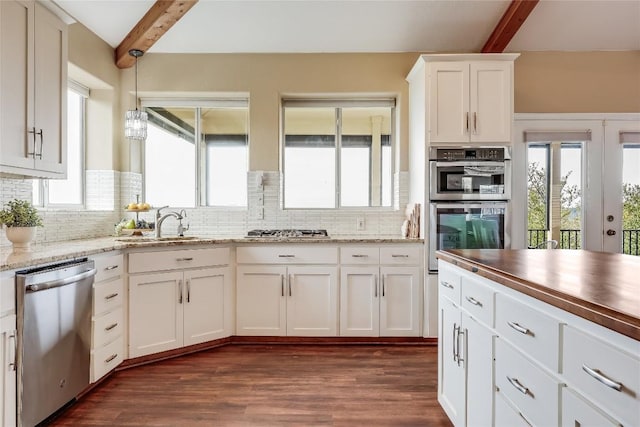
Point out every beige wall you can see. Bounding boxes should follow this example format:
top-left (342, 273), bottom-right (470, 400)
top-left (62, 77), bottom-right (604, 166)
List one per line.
top-left (514, 51), bottom-right (640, 113)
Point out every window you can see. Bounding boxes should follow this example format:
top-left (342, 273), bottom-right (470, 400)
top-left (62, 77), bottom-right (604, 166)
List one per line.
top-left (282, 99), bottom-right (395, 209)
top-left (142, 100), bottom-right (249, 208)
top-left (33, 83), bottom-right (87, 207)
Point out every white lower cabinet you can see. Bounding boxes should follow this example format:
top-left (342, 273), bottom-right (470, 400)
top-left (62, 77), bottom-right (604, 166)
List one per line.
top-left (561, 387), bottom-right (621, 427)
top-left (0, 315), bottom-right (16, 427)
top-left (128, 248), bottom-right (231, 358)
top-left (236, 265), bottom-right (338, 336)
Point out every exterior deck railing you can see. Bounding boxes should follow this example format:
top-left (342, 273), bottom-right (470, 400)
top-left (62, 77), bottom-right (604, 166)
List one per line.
top-left (528, 228), bottom-right (640, 255)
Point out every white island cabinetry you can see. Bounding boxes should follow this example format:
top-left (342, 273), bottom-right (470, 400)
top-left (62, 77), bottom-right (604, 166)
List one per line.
top-left (128, 247), bottom-right (231, 358)
top-left (0, 270), bottom-right (16, 427)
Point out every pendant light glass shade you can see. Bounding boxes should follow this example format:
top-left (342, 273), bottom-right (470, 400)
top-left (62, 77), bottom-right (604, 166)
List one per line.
top-left (125, 49), bottom-right (147, 141)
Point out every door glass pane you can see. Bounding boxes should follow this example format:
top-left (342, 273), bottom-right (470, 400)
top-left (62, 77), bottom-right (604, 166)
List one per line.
top-left (622, 144), bottom-right (640, 255)
top-left (527, 145), bottom-right (549, 247)
top-left (284, 107), bottom-right (336, 208)
top-left (560, 143), bottom-right (582, 249)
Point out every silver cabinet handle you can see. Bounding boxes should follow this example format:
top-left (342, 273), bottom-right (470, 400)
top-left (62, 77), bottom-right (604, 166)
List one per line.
top-left (104, 265), bottom-right (119, 271)
top-left (37, 128), bottom-right (44, 158)
top-left (288, 274), bottom-right (293, 297)
top-left (281, 274), bottom-right (285, 297)
top-left (473, 112), bottom-right (477, 134)
top-left (381, 275), bottom-right (386, 297)
top-left (456, 328), bottom-right (464, 366)
top-left (278, 255), bottom-right (295, 258)
top-left (105, 323), bottom-right (118, 331)
top-left (440, 281), bottom-right (454, 289)
top-left (178, 279), bottom-right (183, 304)
top-left (105, 293), bottom-right (119, 300)
top-left (374, 275), bottom-right (378, 298)
top-left (582, 364), bottom-right (623, 391)
top-left (391, 254), bottom-right (409, 258)
top-left (507, 321), bottom-right (531, 336)
top-left (465, 112), bottom-right (469, 133)
top-left (465, 296), bottom-right (482, 307)
top-left (8, 332), bottom-right (16, 371)
top-left (105, 354), bottom-right (118, 364)
top-left (186, 279), bottom-right (191, 303)
top-left (507, 376), bottom-right (530, 395)
top-left (452, 323), bottom-right (458, 363)
top-left (176, 257), bottom-right (194, 261)
top-left (352, 254), bottom-right (368, 258)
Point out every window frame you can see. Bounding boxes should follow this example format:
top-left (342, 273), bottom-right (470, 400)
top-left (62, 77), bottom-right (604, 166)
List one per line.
top-left (280, 98), bottom-right (396, 210)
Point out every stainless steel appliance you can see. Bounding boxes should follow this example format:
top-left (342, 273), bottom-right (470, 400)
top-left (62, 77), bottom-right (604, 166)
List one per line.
top-left (429, 202), bottom-right (509, 271)
top-left (16, 258), bottom-right (96, 426)
top-left (429, 146), bottom-right (511, 200)
top-left (246, 229), bottom-right (329, 238)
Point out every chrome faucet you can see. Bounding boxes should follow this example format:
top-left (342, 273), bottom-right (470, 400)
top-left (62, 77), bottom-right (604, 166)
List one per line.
top-left (177, 209), bottom-right (189, 237)
top-left (155, 206), bottom-right (183, 238)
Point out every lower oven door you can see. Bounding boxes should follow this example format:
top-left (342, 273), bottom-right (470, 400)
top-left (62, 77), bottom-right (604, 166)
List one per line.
top-left (429, 202), bottom-right (510, 271)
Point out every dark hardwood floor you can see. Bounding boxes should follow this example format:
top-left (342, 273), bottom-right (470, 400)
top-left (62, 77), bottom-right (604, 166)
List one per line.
top-left (49, 344), bottom-right (452, 426)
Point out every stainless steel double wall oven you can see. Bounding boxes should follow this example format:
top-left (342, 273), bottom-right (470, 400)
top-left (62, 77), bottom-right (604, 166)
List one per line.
top-left (428, 146), bottom-right (511, 271)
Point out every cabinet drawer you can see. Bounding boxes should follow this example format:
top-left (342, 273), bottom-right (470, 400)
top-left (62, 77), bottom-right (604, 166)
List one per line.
top-left (494, 390), bottom-right (532, 427)
top-left (495, 338), bottom-right (561, 427)
top-left (92, 307), bottom-right (123, 349)
top-left (461, 276), bottom-right (494, 327)
top-left (93, 253), bottom-right (123, 283)
top-left (562, 325), bottom-right (639, 427)
top-left (495, 292), bottom-right (561, 372)
top-left (380, 246), bottom-right (421, 265)
top-left (129, 247), bottom-right (229, 273)
top-left (93, 278), bottom-right (123, 315)
top-left (340, 247), bottom-right (379, 264)
top-left (237, 246), bottom-right (338, 264)
top-left (561, 387), bottom-right (621, 427)
top-left (437, 264), bottom-right (461, 304)
top-left (91, 336), bottom-right (123, 383)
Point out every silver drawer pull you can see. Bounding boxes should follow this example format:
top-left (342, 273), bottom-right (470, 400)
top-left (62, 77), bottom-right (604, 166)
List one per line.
top-left (465, 296), bottom-right (482, 307)
top-left (278, 254), bottom-right (295, 258)
top-left (104, 265), bottom-right (119, 271)
top-left (105, 293), bottom-right (119, 300)
top-left (176, 257), bottom-right (194, 261)
top-left (507, 376), bottom-right (530, 395)
top-left (440, 281), bottom-right (454, 289)
top-left (105, 354), bottom-right (118, 364)
top-left (105, 323), bottom-right (118, 331)
top-left (507, 321), bottom-right (531, 336)
top-left (352, 254), bottom-right (368, 258)
top-left (582, 364), bottom-right (623, 391)
top-left (391, 254), bottom-right (409, 258)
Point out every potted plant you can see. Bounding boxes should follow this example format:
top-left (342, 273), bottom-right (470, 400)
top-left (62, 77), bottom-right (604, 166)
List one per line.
top-left (0, 199), bottom-right (43, 251)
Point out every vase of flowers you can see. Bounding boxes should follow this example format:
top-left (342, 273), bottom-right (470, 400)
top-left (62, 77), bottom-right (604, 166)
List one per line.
top-left (0, 199), bottom-right (43, 251)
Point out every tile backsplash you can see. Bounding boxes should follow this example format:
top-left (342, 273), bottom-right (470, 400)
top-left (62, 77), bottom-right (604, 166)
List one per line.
top-left (1, 170), bottom-right (411, 248)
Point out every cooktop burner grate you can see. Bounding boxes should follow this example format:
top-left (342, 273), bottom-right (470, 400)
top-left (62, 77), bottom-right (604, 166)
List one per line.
top-left (246, 229), bottom-right (329, 238)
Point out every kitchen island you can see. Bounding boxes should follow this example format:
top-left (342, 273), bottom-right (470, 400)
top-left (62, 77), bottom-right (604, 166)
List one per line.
top-left (436, 249), bottom-right (639, 427)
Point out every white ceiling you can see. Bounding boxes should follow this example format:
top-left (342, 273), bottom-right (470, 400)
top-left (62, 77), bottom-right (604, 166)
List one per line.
top-left (52, 0), bottom-right (640, 54)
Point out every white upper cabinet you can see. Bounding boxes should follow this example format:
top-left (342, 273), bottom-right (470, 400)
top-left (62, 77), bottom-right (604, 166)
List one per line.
top-left (0, 0), bottom-right (67, 177)
top-left (407, 54), bottom-right (518, 146)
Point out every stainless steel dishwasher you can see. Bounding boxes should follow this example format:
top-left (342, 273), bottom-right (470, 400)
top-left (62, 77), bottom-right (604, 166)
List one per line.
top-left (16, 258), bottom-right (96, 427)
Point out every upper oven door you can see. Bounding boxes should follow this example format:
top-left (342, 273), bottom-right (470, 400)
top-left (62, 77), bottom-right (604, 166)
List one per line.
top-left (429, 160), bottom-right (511, 201)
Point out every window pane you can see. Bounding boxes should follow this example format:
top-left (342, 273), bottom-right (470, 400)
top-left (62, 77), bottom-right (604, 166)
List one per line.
top-left (622, 144), bottom-right (640, 255)
top-left (284, 108), bottom-right (336, 208)
top-left (144, 107), bottom-right (196, 207)
top-left (202, 107), bottom-right (248, 207)
top-left (381, 144), bottom-right (392, 206)
top-left (560, 143), bottom-right (582, 249)
top-left (527, 145), bottom-right (549, 247)
top-left (341, 145), bottom-right (370, 206)
top-left (49, 90), bottom-right (83, 205)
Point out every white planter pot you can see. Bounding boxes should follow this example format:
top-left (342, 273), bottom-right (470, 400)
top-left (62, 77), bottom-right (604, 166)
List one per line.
top-left (4, 226), bottom-right (37, 251)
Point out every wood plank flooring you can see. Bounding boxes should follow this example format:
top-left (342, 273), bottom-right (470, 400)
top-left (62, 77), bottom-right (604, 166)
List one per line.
top-left (48, 345), bottom-right (452, 426)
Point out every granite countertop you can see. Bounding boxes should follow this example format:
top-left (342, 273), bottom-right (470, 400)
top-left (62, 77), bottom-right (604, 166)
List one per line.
top-left (1, 235), bottom-right (423, 271)
top-left (436, 249), bottom-right (640, 341)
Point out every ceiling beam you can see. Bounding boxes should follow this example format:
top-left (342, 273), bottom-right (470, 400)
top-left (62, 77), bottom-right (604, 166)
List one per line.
top-left (115, 0), bottom-right (198, 69)
top-left (482, 0), bottom-right (539, 53)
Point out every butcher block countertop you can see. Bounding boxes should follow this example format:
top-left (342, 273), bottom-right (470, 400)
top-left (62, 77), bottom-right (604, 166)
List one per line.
top-left (436, 249), bottom-right (640, 341)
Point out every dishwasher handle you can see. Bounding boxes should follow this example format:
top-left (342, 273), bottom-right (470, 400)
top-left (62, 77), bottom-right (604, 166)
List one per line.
top-left (25, 268), bottom-right (97, 293)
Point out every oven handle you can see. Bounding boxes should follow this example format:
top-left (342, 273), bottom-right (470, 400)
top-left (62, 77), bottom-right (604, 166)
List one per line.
top-left (432, 161), bottom-right (507, 168)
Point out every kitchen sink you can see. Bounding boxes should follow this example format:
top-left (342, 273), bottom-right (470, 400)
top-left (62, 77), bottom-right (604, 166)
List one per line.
top-left (116, 236), bottom-right (201, 242)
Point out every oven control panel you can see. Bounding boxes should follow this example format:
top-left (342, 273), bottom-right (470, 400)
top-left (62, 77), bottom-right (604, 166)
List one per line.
top-left (431, 147), bottom-right (509, 161)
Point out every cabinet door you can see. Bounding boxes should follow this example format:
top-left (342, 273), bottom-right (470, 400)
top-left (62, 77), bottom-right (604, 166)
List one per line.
top-left (236, 266), bottom-right (286, 336)
top-left (129, 271), bottom-right (183, 357)
top-left (183, 267), bottom-right (229, 346)
top-left (340, 266), bottom-right (379, 337)
top-left (379, 266), bottom-right (420, 336)
top-left (561, 387), bottom-right (621, 427)
top-left (0, 0), bottom-right (34, 172)
top-left (287, 266), bottom-right (338, 336)
top-left (438, 297), bottom-right (465, 426)
top-left (428, 62), bottom-right (469, 143)
top-left (469, 61), bottom-right (512, 143)
top-left (463, 311), bottom-right (495, 426)
top-left (33, 2), bottom-right (66, 175)
top-left (0, 315), bottom-right (16, 427)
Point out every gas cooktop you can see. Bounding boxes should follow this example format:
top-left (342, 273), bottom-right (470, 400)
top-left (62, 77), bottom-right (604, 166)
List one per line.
top-left (246, 229), bottom-right (329, 238)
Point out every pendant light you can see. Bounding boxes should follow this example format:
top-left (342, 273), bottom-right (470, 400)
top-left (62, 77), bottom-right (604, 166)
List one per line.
top-left (124, 49), bottom-right (147, 140)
